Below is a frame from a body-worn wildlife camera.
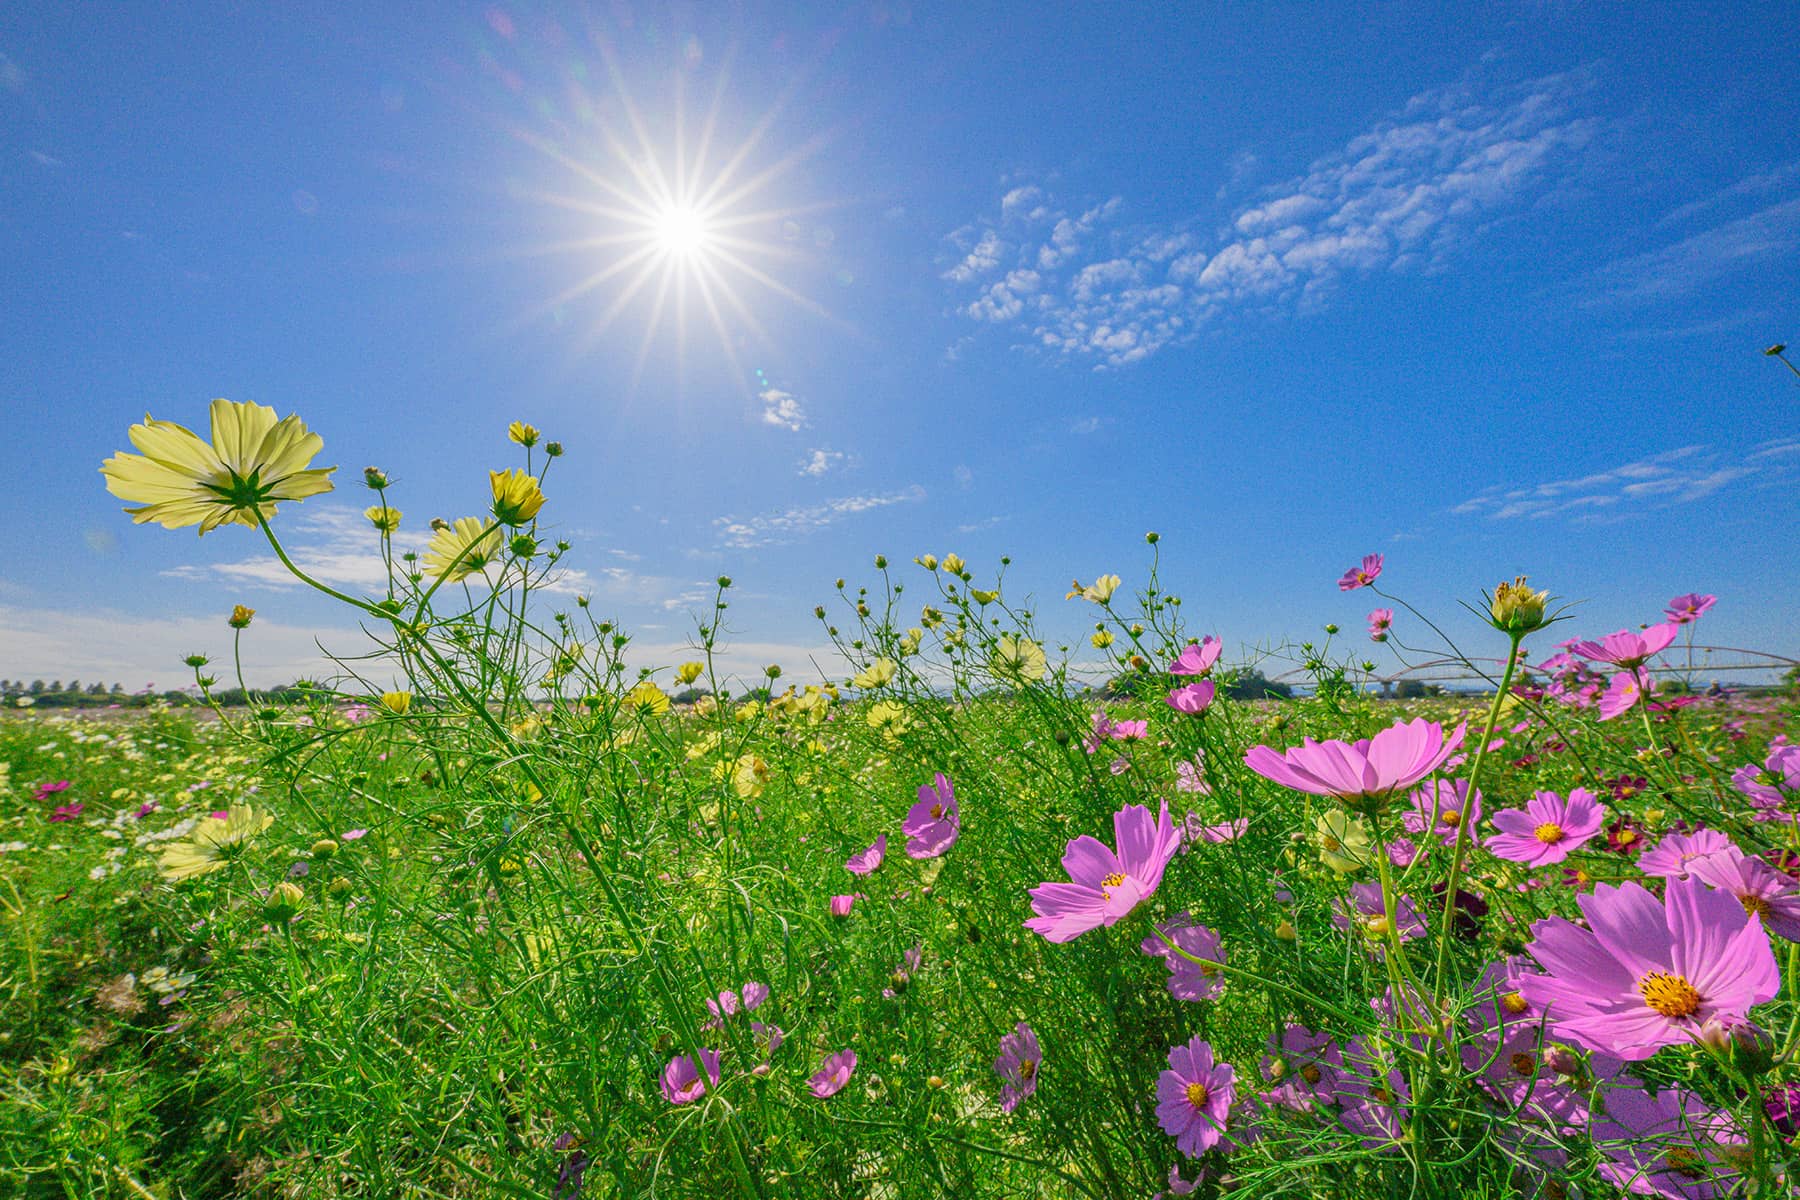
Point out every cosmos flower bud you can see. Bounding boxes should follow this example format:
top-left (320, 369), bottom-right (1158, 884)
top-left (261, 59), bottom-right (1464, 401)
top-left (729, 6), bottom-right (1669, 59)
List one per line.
top-left (228, 605), bottom-right (255, 629)
top-left (1541, 1045), bottom-right (1582, 1077)
top-left (363, 466), bottom-right (389, 489)
top-left (765, 664), bottom-right (782, 679)
top-left (1145, 531), bottom-right (1159, 544)
top-left (1323, 623), bottom-right (1339, 635)
top-left (329, 876), bottom-right (353, 896)
top-left (544, 441), bottom-right (564, 457)
top-left (1765, 343), bottom-right (1787, 356)
top-left (874, 555), bottom-right (888, 569)
top-left (380, 691), bottom-right (412, 715)
top-left (311, 838), bottom-right (338, 858)
top-left (264, 880), bottom-right (304, 918)
top-left (1487, 576), bottom-right (1552, 635)
top-left (509, 533), bottom-right (539, 558)
top-left (1697, 1016), bottom-right (1775, 1073)
top-left (1275, 920), bottom-right (1297, 941)
top-left (430, 517), bottom-right (450, 532)
top-left (718, 576), bottom-right (733, 588)
top-left (184, 654), bottom-right (210, 668)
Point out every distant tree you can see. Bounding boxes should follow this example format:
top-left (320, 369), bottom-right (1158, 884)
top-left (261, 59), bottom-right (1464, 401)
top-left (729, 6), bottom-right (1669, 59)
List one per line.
top-left (29, 680), bottom-right (46, 694)
top-left (1222, 669), bottom-right (1293, 700)
top-left (111, 683), bottom-right (125, 694)
top-left (672, 687), bottom-right (711, 705)
top-left (87, 682), bottom-right (107, 695)
top-left (49, 680), bottom-right (63, 694)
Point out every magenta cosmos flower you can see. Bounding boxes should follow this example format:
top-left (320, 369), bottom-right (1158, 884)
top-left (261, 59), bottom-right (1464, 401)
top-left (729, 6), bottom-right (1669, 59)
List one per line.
top-left (994, 1022), bottom-right (1041, 1113)
top-left (1596, 669), bottom-right (1647, 722)
top-left (1141, 915), bottom-right (1227, 1001)
top-left (1664, 593), bottom-right (1716, 625)
top-left (902, 773), bottom-right (959, 858)
top-left (845, 835), bottom-right (886, 876)
top-left (1338, 554), bottom-right (1383, 591)
top-left (1367, 608), bottom-right (1393, 642)
top-left (1570, 623), bottom-right (1679, 668)
top-left (809, 1049), bottom-right (857, 1098)
top-left (1024, 799), bottom-right (1181, 943)
top-left (1156, 1036), bottom-right (1236, 1156)
top-left (829, 894), bottom-right (860, 918)
top-left (1243, 718), bottom-right (1465, 808)
top-left (1165, 681), bottom-right (1215, 714)
top-left (1519, 876), bottom-right (1781, 1061)
top-left (1684, 848), bottom-right (1800, 942)
top-left (1169, 636), bottom-right (1222, 676)
top-left (661, 1049), bottom-right (722, 1104)
top-left (1486, 788), bottom-right (1604, 867)
top-left (1402, 779), bottom-right (1482, 846)
top-left (48, 802), bottom-right (84, 822)
top-left (1639, 829), bottom-right (1738, 879)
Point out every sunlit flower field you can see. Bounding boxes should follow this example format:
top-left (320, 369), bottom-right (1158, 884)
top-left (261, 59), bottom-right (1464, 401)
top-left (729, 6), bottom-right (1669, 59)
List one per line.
top-left (2, 402), bottom-right (1797, 1199)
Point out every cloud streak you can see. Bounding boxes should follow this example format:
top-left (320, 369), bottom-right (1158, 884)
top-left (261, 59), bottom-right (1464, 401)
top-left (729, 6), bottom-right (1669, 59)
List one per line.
top-left (715, 486), bottom-right (927, 549)
top-left (1451, 440), bottom-right (1800, 522)
top-left (941, 69), bottom-right (1597, 367)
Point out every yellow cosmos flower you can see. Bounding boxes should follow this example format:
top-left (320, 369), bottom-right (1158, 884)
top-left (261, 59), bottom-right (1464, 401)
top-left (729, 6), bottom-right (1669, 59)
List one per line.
top-left (625, 681), bottom-right (671, 716)
top-left (364, 504), bottom-right (402, 533)
top-left (1067, 574), bottom-right (1122, 603)
top-left (100, 399), bottom-right (335, 534)
top-left (1091, 629), bottom-right (1115, 649)
top-left (380, 691), bottom-right (412, 714)
top-left (729, 754), bottom-right (771, 798)
top-left (674, 661), bottom-right (706, 686)
top-left (424, 517), bottom-right (503, 582)
top-left (1315, 811), bottom-right (1374, 874)
top-left (940, 554), bottom-right (965, 575)
top-left (866, 699), bottom-right (913, 738)
top-left (158, 805), bottom-right (275, 881)
top-left (991, 635), bottom-right (1047, 683)
top-left (851, 658), bottom-right (898, 689)
top-left (970, 589), bottom-right (999, 605)
top-left (489, 469), bottom-right (546, 526)
top-left (507, 421), bottom-right (540, 447)
top-left (228, 605), bottom-right (255, 629)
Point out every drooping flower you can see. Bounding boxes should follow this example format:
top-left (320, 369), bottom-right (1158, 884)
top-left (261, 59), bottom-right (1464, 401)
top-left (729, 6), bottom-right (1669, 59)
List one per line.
top-left (1337, 554), bottom-right (1383, 591)
top-left (1570, 624), bottom-right (1679, 668)
top-left (1165, 681), bottom-right (1216, 715)
top-left (809, 1049), bottom-right (857, 1098)
top-left (1025, 799), bottom-right (1181, 943)
top-left (902, 773), bottom-right (959, 859)
top-left (1518, 877), bottom-right (1781, 1060)
top-left (1486, 788), bottom-right (1604, 867)
top-left (1639, 828), bottom-right (1738, 879)
top-left (158, 805), bottom-right (275, 881)
top-left (1155, 1036), bottom-right (1235, 1156)
top-left (489, 468), bottom-right (545, 526)
top-left (1402, 779), bottom-right (1482, 846)
top-left (993, 1022), bottom-right (1041, 1113)
top-left (1244, 718), bottom-right (1465, 811)
top-left (661, 1049), bottom-right (721, 1104)
top-left (1684, 848), bottom-right (1800, 942)
top-left (423, 516), bottom-right (504, 582)
top-left (1142, 916), bottom-right (1226, 1001)
top-left (829, 894), bottom-right (860, 918)
top-left (845, 835), bottom-right (887, 876)
top-left (1168, 637), bottom-right (1222, 676)
top-left (101, 399), bottom-right (335, 533)
top-left (1597, 669), bottom-right (1647, 721)
top-left (1367, 608), bottom-right (1393, 642)
top-left (1663, 593), bottom-right (1716, 625)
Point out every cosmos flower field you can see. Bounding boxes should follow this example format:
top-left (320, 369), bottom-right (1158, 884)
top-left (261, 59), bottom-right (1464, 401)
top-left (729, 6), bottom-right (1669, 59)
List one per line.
top-left (2, 403), bottom-right (1798, 1198)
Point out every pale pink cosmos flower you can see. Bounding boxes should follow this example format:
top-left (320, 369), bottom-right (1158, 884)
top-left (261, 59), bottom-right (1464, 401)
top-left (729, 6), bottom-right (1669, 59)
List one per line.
top-left (809, 1049), bottom-right (857, 1098)
top-left (1663, 593), bottom-right (1716, 624)
top-left (1486, 788), bottom-right (1604, 867)
top-left (1174, 754), bottom-right (1210, 794)
top-left (1243, 718), bottom-right (1465, 807)
top-left (1597, 669), bottom-right (1647, 721)
top-left (1338, 554), bottom-right (1383, 591)
top-left (901, 773), bottom-right (959, 858)
top-left (845, 835), bottom-right (886, 876)
top-left (1639, 829), bottom-right (1738, 880)
top-left (1187, 815), bottom-right (1246, 843)
top-left (1165, 681), bottom-right (1215, 714)
top-left (661, 1049), bottom-right (722, 1105)
top-left (1571, 624), bottom-right (1679, 668)
top-left (1025, 799), bottom-right (1181, 943)
top-left (1169, 637), bottom-right (1222, 676)
top-left (1367, 608), bottom-right (1393, 642)
top-left (993, 1022), bottom-right (1041, 1113)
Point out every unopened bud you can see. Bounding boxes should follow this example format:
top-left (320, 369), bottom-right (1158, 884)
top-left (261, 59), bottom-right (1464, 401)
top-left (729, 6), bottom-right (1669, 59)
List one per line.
top-left (363, 466), bottom-right (389, 489)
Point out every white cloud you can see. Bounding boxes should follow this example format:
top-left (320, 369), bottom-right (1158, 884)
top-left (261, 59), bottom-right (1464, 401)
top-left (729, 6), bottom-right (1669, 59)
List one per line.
top-left (1580, 198), bottom-right (1800, 306)
top-left (941, 68), bottom-right (1597, 367)
top-left (759, 388), bottom-right (808, 432)
top-left (1451, 443), bottom-right (1797, 522)
top-left (799, 448), bottom-right (846, 477)
top-left (714, 486), bottom-right (927, 549)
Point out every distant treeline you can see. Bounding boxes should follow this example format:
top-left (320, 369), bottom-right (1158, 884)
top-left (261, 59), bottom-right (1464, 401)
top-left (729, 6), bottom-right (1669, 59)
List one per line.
top-left (1, 680), bottom-right (311, 709)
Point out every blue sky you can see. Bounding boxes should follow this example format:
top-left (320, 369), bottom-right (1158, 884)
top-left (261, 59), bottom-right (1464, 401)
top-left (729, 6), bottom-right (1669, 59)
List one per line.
top-left (2, 2), bottom-right (1797, 688)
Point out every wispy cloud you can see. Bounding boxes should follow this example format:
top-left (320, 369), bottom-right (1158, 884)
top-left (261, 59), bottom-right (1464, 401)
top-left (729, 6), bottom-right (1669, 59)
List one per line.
top-left (1658, 162), bottom-right (1800, 228)
top-left (714, 486), bottom-right (927, 549)
top-left (799, 448), bottom-right (847, 477)
top-left (760, 388), bottom-right (807, 432)
top-left (1451, 441), bottom-right (1799, 522)
top-left (941, 68), bottom-right (1596, 367)
top-left (1580, 198), bottom-right (1800, 306)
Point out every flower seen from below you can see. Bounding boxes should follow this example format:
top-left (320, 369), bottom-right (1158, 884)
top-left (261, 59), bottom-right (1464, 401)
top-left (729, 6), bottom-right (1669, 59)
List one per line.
top-left (1367, 609), bottom-right (1393, 641)
top-left (1664, 592), bottom-right (1716, 624)
top-left (507, 421), bottom-right (539, 447)
top-left (1244, 718), bottom-right (1465, 812)
top-left (624, 681), bottom-right (671, 716)
top-left (488, 468), bottom-right (545, 526)
top-left (1571, 624), bottom-right (1679, 668)
top-left (1067, 574), bottom-right (1121, 603)
top-left (1168, 637), bottom-right (1221, 676)
top-left (991, 635), bottom-right (1046, 684)
top-left (1486, 576), bottom-right (1552, 635)
top-left (1337, 554), bottom-right (1383, 591)
top-left (1025, 799), bottom-right (1180, 943)
top-left (423, 517), bottom-right (503, 582)
top-left (101, 399), bottom-right (335, 533)
top-left (364, 505), bottom-right (401, 533)
top-left (674, 661), bottom-right (705, 686)
top-left (379, 691), bottom-right (411, 715)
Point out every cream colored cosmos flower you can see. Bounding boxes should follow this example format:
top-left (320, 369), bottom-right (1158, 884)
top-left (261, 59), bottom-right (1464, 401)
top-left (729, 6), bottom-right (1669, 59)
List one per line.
top-left (991, 635), bottom-right (1047, 684)
top-left (851, 658), bottom-right (898, 689)
top-left (158, 805), bottom-right (275, 881)
top-left (100, 399), bottom-right (335, 534)
top-left (423, 517), bottom-right (503, 582)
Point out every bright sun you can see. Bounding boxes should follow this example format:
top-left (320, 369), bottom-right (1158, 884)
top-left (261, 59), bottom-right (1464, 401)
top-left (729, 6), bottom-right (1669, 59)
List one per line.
top-left (651, 204), bottom-right (711, 258)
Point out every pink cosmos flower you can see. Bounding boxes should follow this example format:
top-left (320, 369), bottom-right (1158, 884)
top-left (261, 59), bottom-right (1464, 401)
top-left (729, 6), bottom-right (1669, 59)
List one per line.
top-left (1518, 877), bottom-right (1781, 1061)
top-left (1169, 637), bottom-right (1222, 676)
top-left (660, 1049), bottom-right (721, 1104)
top-left (1187, 815), bottom-right (1246, 843)
top-left (1596, 669), bottom-right (1647, 721)
top-left (1684, 849), bottom-right (1800, 942)
top-left (1663, 593), bottom-right (1716, 625)
top-left (1590, 1083), bottom-right (1744, 1200)
top-left (1259, 1025), bottom-right (1342, 1113)
top-left (34, 780), bottom-right (72, 801)
top-left (829, 894), bottom-right (860, 918)
top-left (1486, 788), bottom-right (1603, 867)
top-left (901, 773), bottom-right (959, 858)
top-left (1109, 718), bottom-right (1147, 741)
top-left (340, 829), bottom-right (369, 841)
top-left (1570, 623), bottom-right (1679, 668)
top-left (1164, 681), bottom-right (1215, 715)
top-left (1141, 916), bottom-right (1226, 1001)
top-left (993, 1022), bottom-right (1041, 1113)
top-left (48, 802), bottom-right (84, 822)
top-left (1024, 799), bottom-right (1181, 943)
top-left (1338, 554), bottom-right (1383, 592)
top-left (1731, 740), bottom-right (1799, 809)
top-left (809, 1049), bottom-right (857, 1098)
top-left (845, 835), bottom-right (886, 876)
top-left (1638, 828), bottom-right (1738, 879)
top-left (1155, 1036), bottom-right (1235, 1156)
top-left (1367, 608), bottom-right (1393, 642)
top-left (1174, 755), bottom-right (1210, 794)
top-left (1333, 882), bottom-right (1426, 943)
top-left (1402, 779), bottom-right (1482, 846)
top-left (1243, 718), bottom-right (1465, 807)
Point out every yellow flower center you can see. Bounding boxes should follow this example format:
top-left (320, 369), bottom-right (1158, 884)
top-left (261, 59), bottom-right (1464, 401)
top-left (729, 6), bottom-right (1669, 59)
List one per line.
top-left (1371, 1085), bottom-right (1395, 1105)
top-left (1501, 991), bottom-right (1529, 1015)
top-left (929, 803), bottom-right (944, 819)
top-left (1740, 894), bottom-right (1771, 918)
top-left (1019, 1059), bottom-right (1036, 1081)
top-left (1184, 1082), bottom-right (1210, 1108)
top-left (1637, 971), bottom-right (1702, 1018)
top-left (1533, 822), bottom-right (1565, 844)
top-left (1439, 808), bottom-right (1461, 827)
top-left (1322, 836), bottom-right (1343, 852)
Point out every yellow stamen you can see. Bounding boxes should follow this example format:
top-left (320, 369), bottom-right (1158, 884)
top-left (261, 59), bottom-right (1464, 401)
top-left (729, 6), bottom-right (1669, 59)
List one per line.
top-left (1501, 991), bottom-right (1529, 1015)
top-left (1637, 971), bottom-right (1702, 1018)
top-left (1184, 1081), bottom-right (1209, 1108)
top-left (1533, 822), bottom-right (1565, 844)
